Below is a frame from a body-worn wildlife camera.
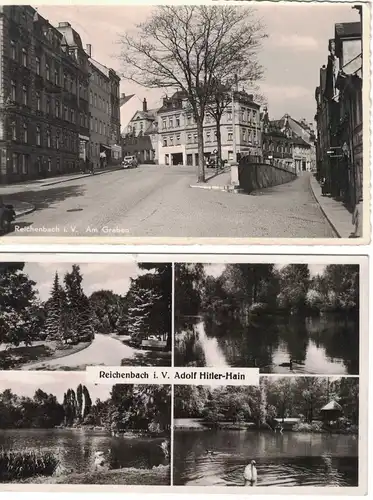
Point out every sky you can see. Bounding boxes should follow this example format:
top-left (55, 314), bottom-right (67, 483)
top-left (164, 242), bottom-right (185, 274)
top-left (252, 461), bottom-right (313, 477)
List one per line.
top-left (0, 372), bottom-right (112, 403)
top-left (23, 262), bottom-right (141, 301)
top-left (205, 263), bottom-right (327, 278)
top-left (36, 2), bottom-right (360, 124)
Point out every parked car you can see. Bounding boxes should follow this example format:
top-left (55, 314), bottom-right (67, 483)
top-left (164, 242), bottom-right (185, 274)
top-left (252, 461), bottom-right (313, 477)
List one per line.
top-left (0, 204), bottom-right (16, 235)
top-left (122, 156), bottom-right (138, 168)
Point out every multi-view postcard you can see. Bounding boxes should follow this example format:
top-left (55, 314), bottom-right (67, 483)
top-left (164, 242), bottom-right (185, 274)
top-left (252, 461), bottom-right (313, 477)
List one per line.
top-left (0, 1), bottom-right (370, 244)
top-left (0, 254), bottom-right (368, 493)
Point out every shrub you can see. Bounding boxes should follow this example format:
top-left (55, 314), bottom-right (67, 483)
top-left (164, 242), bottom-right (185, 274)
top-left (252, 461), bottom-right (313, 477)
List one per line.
top-left (0, 449), bottom-right (59, 482)
top-left (293, 421), bottom-right (324, 433)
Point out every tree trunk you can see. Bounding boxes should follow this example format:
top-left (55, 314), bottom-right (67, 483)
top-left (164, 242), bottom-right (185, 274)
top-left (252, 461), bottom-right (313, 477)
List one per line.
top-left (216, 118), bottom-right (222, 168)
top-left (197, 120), bottom-right (205, 183)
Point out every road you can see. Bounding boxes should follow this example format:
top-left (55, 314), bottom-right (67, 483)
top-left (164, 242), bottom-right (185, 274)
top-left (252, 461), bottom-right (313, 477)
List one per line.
top-left (22, 333), bottom-right (136, 370)
top-left (2, 166), bottom-right (335, 238)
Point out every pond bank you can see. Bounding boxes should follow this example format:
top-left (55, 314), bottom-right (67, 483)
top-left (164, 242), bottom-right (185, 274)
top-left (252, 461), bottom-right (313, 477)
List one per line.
top-left (18, 465), bottom-right (170, 485)
top-left (174, 418), bottom-right (358, 434)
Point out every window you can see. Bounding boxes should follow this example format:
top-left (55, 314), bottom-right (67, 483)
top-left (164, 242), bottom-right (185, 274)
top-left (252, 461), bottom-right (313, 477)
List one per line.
top-left (22, 85), bottom-right (28, 106)
top-left (176, 134), bottom-right (180, 145)
top-left (90, 117), bottom-right (93, 131)
top-left (187, 134), bottom-right (192, 144)
top-left (23, 123), bottom-right (28, 143)
top-left (176, 115), bottom-right (180, 127)
top-left (11, 122), bottom-right (16, 140)
top-left (193, 133), bottom-right (197, 143)
top-left (243, 129), bottom-right (246, 142)
top-left (36, 56), bottom-right (41, 75)
top-left (94, 94), bottom-right (97, 107)
top-left (46, 63), bottom-right (50, 80)
top-left (187, 114), bottom-right (192, 125)
top-left (240, 108), bottom-right (245, 121)
top-left (227, 109), bottom-right (232, 121)
top-left (162, 119), bottom-right (166, 130)
top-left (56, 132), bottom-right (60, 150)
top-left (206, 131), bottom-right (211, 143)
top-left (71, 109), bottom-right (75, 123)
top-left (10, 40), bottom-right (16, 59)
top-left (37, 156), bottom-right (43, 173)
top-left (46, 97), bottom-right (50, 114)
top-left (94, 118), bottom-right (98, 133)
top-left (169, 117), bottom-right (173, 128)
top-left (46, 129), bottom-right (51, 148)
top-left (55, 100), bottom-right (60, 118)
top-left (163, 137), bottom-right (167, 147)
top-left (21, 154), bottom-right (28, 175)
top-left (48, 157), bottom-right (52, 172)
top-left (12, 153), bottom-right (18, 174)
top-left (36, 125), bottom-right (41, 146)
top-left (228, 131), bottom-right (233, 141)
top-left (228, 150), bottom-right (233, 161)
top-left (36, 91), bottom-right (41, 111)
top-left (90, 91), bottom-right (93, 105)
top-left (54, 69), bottom-right (59, 86)
top-left (170, 136), bottom-right (174, 146)
top-left (22, 48), bottom-right (27, 67)
top-left (206, 114), bottom-right (211, 124)
top-left (64, 106), bottom-right (68, 121)
top-left (252, 110), bottom-right (257, 122)
top-left (11, 80), bottom-right (16, 101)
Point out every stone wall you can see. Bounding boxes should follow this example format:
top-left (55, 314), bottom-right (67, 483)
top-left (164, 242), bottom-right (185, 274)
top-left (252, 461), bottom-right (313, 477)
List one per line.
top-left (238, 159), bottom-right (297, 193)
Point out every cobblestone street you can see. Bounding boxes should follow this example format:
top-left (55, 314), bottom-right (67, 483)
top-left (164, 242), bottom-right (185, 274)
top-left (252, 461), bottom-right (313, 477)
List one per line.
top-left (2, 166), bottom-right (336, 238)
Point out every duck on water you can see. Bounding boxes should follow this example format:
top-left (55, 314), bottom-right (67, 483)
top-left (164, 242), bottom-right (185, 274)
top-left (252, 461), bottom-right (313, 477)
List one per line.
top-left (243, 460), bottom-right (257, 486)
top-left (279, 358), bottom-right (305, 370)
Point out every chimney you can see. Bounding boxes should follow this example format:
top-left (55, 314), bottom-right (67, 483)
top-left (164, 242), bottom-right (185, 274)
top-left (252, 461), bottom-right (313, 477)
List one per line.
top-left (143, 98), bottom-right (147, 112)
top-left (86, 44), bottom-right (92, 57)
top-left (121, 93), bottom-right (126, 99)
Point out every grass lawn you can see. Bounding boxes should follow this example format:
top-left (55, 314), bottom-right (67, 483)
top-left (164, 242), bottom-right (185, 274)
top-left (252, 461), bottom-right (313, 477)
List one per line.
top-left (121, 350), bottom-right (171, 367)
top-left (21, 465), bottom-right (170, 485)
top-left (0, 340), bottom-right (92, 370)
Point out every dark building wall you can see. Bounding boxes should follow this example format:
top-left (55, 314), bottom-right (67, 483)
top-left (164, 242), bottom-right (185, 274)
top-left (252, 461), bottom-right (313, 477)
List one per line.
top-left (0, 6), bottom-right (89, 184)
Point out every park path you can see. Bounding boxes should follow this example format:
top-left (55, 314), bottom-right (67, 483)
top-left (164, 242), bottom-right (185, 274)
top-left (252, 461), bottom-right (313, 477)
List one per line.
top-left (22, 333), bottom-right (136, 370)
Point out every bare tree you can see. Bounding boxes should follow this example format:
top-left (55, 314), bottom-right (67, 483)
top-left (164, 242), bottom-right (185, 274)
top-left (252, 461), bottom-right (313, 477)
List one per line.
top-left (119, 5), bottom-right (267, 182)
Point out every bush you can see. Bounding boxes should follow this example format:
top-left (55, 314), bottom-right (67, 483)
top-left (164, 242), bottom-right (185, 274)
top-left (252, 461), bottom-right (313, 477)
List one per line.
top-left (293, 421), bottom-right (324, 433)
top-left (0, 449), bottom-right (59, 482)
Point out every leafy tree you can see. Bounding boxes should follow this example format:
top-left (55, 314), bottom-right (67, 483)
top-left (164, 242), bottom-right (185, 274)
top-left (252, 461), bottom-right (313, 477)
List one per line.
top-left (89, 290), bottom-right (122, 333)
top-left (278, 264), bottom-right (310, 314)
top-left (0, 262), bottom-right (40, 345)
top-left (119, 5), bottom-right (266, 182)
top-left (175, 264), bottom-right (206, 328)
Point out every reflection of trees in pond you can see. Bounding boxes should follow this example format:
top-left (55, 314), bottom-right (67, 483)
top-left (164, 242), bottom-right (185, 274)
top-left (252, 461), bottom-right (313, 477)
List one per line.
top-left (204, 315), bottom-right (280, 368)
top-left (305, 315), bottom-right (359, 375)
top-left (276, 317), bottom-right (309, 365)
top-left (175, 319), bottom-right (206, 367)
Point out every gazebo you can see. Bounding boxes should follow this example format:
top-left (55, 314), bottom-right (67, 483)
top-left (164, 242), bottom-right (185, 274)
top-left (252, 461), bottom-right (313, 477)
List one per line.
top-left (320, 400), bottom-right (343, 422)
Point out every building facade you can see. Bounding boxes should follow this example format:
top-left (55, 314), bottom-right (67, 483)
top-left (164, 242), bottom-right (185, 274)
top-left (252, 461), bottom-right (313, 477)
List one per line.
top-left (157, 90), bottom-right (262, 166)
top-left (108, 68), bottom-right (121, 160)
top-left (315, 18), bottom-right (362, 212)
top-left (0, 6), bottom-right (90, 184)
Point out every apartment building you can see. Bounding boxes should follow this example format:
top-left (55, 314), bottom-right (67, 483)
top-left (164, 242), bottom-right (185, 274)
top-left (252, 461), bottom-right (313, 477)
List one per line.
top-left (157, 90), bottom-right (262, 166)
top-left (0, 6), bottom-right (90, 184)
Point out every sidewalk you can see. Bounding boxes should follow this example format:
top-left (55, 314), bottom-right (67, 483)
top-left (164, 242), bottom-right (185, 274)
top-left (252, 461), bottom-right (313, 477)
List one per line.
top-left (0, 164), bottom-right (123, 195)
top-left (190, 168), bottom-right (232, 192)
top-left (309, 175), bottom-right (355, 238)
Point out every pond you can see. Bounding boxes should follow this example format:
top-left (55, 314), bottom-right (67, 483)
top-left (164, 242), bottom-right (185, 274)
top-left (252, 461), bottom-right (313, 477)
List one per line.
top-left (175, 314), bottom-right (359, 374)
top-left (0, 428), bottom-right (168, 474)
top-left (173, 429), bottom-right (358, 486)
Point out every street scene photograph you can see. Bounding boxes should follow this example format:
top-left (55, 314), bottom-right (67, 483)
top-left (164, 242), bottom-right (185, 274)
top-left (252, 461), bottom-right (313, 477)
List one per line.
top-left (174, 263), bottom-right (360, 374)
top-left (173, 377), bottom-right (359, 487)
top-left (0, 372), bottom-right (171, 485)
top-left (0, 2), bottom-right (365, 240)
top-left (0, 261), bottom-right (172, 370)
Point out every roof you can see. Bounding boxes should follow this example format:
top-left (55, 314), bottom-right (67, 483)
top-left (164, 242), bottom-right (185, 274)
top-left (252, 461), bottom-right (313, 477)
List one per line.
top-left (292, 137), bottom-right (311, 147)
top-left (335, 22), bottom-right (362, 39)
top-left (321, 400), bottom-right (343, 412)
top-left (120, 94), bottom-right (135, 107)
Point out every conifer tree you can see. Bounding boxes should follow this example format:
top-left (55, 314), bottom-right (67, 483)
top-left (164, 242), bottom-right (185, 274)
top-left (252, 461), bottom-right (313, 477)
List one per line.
top-left (126, 279), bottom-right (160, 344)
top-left (44, 272), bottom-right (67, 341)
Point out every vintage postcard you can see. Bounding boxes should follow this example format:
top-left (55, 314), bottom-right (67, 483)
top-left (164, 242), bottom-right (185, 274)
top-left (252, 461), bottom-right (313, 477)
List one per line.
top-left (0, 253), bottom-right (368, 493)
top-left (0, 1), bottom-right (370, 245)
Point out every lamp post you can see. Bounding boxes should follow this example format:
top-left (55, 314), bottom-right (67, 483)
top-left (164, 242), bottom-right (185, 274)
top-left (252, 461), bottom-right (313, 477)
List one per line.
top-left (230, 74), bottom-right (240, 190)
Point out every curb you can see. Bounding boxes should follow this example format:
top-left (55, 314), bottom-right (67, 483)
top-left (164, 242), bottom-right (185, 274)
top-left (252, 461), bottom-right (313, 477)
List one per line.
top-left (190, 183), bottom-right (244, 194)
top-left (41, 166), bottom-right (123, 187)
top-left (309, 177), bottom-right (341, 238)
top-left (15, 205), bottom-right (36, 218)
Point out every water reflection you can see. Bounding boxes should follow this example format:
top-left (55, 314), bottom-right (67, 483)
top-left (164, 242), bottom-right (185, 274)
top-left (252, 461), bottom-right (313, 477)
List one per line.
top-left (0, 428), bottom-right (168, 473)
top-left (174, 430), bottom-right (358, 486)
top-left (175, 314), bottom-right (359, 374)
